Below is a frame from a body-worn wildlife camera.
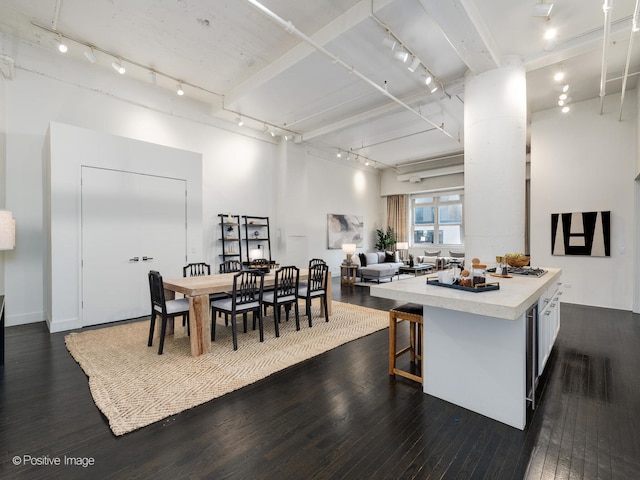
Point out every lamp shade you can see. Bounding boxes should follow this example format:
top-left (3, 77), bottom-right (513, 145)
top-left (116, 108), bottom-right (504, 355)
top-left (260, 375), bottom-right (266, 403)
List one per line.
top-left (341, 243), bottom-right (356, 254)
top-left (0, 210), bottom-right (15, 250)
top-left (249, 247), bottom-right (263, 260)
top-left (396, 242), bottom-right (408, 250)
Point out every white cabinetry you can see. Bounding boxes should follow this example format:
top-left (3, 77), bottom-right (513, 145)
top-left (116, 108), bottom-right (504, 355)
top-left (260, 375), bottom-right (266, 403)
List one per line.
top-left (537, 282), bottom-right (563, 375)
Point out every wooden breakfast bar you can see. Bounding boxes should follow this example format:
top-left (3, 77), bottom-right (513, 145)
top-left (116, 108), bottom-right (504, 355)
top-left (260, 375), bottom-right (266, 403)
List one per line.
top-left (370, 268), bottom-right (562, 429)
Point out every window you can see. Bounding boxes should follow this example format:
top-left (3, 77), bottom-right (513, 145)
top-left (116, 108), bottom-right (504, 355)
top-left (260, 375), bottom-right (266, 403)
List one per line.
top-left (411, 192), bottom-right (463, 246)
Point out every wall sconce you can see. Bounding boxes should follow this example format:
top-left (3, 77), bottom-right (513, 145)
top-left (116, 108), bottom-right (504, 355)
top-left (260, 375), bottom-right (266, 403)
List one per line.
top-left (341, 243), bottom-right (356, 265)
top-left (0, 210), bottom-right (16, 251)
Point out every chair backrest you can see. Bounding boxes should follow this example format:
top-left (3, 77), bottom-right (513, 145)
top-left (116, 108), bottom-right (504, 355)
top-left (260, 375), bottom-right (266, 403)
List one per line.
top-left (252, 258), bottom-right (268, 266)
top-left (307, 263), bottom-right (328, 294)
top-left (309, 258), bottom-right (326, 268)
top-left (232, 270), bottom-right (264, 308)
top-left (183, 262), bottom-right (211, 277)
top-left (219, 260), bottom-right (242, 273)
top-left (274, 265), bottom-right (299, 298)
top-left (148, 270), bottom-right (167, 315)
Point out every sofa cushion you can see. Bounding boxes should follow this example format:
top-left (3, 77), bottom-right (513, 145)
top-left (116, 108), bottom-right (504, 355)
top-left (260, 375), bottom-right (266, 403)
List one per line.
top-left (365, 252), bottom-right (380, 266)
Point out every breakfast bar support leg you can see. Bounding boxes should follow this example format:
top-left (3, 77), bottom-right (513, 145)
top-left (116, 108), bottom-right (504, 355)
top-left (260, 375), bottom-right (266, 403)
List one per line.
top-left (189, 294), bottom-right (211, 356)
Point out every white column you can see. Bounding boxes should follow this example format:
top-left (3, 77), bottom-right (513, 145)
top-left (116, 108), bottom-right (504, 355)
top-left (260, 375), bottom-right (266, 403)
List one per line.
top-left (464, 55), bottom-right (527, 265)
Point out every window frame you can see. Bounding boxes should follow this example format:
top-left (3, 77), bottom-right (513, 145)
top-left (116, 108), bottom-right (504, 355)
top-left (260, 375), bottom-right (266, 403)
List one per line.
top-left (410, 190), bottom-right (464, 247)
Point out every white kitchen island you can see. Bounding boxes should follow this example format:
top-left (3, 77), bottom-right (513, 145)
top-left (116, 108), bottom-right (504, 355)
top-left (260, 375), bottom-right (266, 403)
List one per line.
top-left (370, 268), bottom-right (562, 430)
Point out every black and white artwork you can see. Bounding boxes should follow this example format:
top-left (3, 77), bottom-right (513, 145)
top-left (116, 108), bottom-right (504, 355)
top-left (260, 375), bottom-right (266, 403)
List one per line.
top-left (551, 211), bottom-right (610, 256)
top-left (327, 214), bottom-right (364, 249)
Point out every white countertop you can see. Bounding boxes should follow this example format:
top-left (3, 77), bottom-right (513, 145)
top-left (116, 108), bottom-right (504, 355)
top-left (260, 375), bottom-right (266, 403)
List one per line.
top-left (370, 268), bottom-right (562, 320)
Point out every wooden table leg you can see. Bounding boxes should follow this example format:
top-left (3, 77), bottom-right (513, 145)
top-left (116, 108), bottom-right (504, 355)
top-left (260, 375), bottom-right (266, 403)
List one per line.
top-left (189, 294), bottom-right (211, 356)
top-left (320, 275), bottom-right (333, 317)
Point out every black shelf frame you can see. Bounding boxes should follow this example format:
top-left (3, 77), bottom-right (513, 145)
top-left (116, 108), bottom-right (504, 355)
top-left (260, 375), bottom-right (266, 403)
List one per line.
top-left (218, 214), bottom-right (243, 264)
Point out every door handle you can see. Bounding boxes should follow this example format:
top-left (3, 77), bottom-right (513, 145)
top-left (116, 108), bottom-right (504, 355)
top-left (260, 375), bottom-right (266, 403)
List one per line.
top-left (142, 256), bottom-right (154, 261)
top-left (129, 256), bottom-right (140, 262)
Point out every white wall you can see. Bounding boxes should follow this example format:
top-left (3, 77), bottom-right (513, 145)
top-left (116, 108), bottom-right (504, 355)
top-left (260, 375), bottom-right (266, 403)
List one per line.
top-left (1, 35), bottom-right (383, 328)
top-left (531, 92), bottom-right (637, 310)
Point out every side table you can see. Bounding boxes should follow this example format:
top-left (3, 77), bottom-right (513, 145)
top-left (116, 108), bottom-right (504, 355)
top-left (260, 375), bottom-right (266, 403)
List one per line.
top-left (340, 264), bottom-right (358, 285)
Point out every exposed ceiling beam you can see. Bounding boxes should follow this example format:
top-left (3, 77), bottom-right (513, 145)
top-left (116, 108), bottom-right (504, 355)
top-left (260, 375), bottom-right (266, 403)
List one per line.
top-left (417, 0), bottom-right (500, 75)
top-left (298, 78), bottom-right (465, 142)
top-left (222, 0), bottom-right (393, 109)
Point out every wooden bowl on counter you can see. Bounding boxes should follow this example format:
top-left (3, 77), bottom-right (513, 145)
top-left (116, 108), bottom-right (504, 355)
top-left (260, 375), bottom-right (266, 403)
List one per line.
top-left (506, 256), bottom-right (530, 267)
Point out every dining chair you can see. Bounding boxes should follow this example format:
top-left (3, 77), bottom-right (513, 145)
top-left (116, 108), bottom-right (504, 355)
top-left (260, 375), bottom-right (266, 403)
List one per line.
top-left (147, 270), bottom-right (190, 355)
top-left (297, 263), bottom-right (329, 327)
top-left (300, 258), bottom-right (326, 290)
top-left (183, 262), bottom-right (211, 277)
top-left (210, 270), bottom-right (265, 350)
top-left (219, 260), bottom-right (242, 274)
top-left (262, 266), bottom-right (300, 335)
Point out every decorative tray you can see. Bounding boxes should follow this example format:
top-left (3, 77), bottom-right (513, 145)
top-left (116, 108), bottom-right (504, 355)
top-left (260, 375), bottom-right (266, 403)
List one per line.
top-left (489, 273), bottom-right (512, 278)
top-left (427, 279), bottom-right (500, 292)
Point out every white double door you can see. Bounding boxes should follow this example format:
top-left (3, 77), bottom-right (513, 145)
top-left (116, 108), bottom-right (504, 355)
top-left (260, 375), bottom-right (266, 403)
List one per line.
top-left (81, 167), bottom-right (187, 327)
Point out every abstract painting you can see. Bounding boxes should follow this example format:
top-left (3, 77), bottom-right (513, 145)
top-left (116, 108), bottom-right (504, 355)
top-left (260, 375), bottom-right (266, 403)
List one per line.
top-left (327, 214), bottom-right (364, 249)
top-left (551, 211), bottom-right (610, 256)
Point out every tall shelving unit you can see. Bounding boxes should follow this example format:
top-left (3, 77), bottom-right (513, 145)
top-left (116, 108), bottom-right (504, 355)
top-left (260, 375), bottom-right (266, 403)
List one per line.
top-left (242, 215), bottom-right (273, 266)
top-left (218, 214), bottom-right (242, 264)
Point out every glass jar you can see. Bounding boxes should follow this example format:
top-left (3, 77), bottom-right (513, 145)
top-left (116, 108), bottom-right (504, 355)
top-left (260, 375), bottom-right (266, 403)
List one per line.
top-left (471, 263), bottom-right (487, 287)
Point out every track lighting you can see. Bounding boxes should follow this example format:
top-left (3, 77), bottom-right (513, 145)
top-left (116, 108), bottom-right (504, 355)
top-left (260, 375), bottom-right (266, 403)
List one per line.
top-left (382, 32), bottom-right (396, 51)
top-left (430, 85), bottom-right (438, 94)
top-left (408, 56), bottom-right (421, 73)
top-left (56, 34), bottom-right (68, 53)
top-left (561, 106), bottom-right (570, 113)
top-left (544, 23), bottom-right (557, 51)
top-left (147, 70), bottom-right (157, 85)
top-left (83, 48), bottom-right (97, 64)
top-left (337, 150), bottom-right (342, 158)
top-left (394, 49), bottom-right (409, 63)
top-left (532, 2), bottom-right (554, 18)
top-left (176, 83), bottom-right (184, 95)
top-left (421, 72), bottom-right (433, 85)
top-left (236, 116), bottom-right (244, 127)
top-left (553, 69), bottom-right (564, 82)
top-left (111, 59), bottom-right (126, 74)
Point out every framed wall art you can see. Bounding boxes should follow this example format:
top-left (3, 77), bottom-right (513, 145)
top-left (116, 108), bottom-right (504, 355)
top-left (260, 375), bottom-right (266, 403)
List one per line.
top-left (551, 211), bottom-right (610, 256)
top-left (327, 214), bottom-right (363, 249)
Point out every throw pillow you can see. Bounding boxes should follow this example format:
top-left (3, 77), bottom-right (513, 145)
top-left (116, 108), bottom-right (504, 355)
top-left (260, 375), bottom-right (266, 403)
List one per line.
top-left (423, 255), bottom-right (438, 264)
top-left (384, 251), bottom-right (395, 263)
top-left (358, 253), bottom-right (367, 267)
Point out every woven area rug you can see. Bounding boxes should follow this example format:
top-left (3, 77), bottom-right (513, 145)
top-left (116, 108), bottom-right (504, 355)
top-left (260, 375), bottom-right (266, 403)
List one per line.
top-left (65, 301), bottom-right (388, 436)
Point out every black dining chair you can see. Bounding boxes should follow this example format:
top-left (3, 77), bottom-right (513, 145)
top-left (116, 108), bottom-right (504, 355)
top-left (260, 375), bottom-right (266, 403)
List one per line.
top-left (300, 258), bottom-right (326, 290)
top-left (297, 263), bottom-right (329, 327)
top-left (183, 262), bottom-right (211, 277)
top-left (219, 260), bottom-right (242, 274)
top-left (210, 270), bottom-right (265, 350)
top-left (147, 270), bottom-right (190, 355)
top-left (262, 266), bottom-right (300, 335)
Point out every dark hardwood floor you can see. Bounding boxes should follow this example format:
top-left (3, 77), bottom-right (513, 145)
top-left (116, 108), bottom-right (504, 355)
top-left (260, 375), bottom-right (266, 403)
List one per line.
top-left (1, 278), bottom-right (639, 479)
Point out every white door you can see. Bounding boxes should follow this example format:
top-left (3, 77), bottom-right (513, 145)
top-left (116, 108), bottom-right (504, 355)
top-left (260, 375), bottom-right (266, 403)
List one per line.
top-left (81, 167), bottom-right (187, 326)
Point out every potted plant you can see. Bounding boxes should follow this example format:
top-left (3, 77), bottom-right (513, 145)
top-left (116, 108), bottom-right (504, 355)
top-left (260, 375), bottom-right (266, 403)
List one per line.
top-left (374, 226), bottom-right (397, 251)
top-left (408, 254), bottom-right (414, 267)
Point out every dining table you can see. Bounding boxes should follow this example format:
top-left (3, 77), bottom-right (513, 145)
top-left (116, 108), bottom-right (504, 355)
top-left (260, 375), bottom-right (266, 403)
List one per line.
top-left (162, 267), bottom-right (332, 357)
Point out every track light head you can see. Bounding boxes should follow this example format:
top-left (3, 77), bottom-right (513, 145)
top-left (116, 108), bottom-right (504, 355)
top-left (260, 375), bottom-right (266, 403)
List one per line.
top-left (111, 59), bottom-right (126, 74)
top-left (83, 48), bottom-right (97, 63)
top-left (408, 56), bottom-right (421, 73)
top-left (236, 116), bottom-right (244, 127)
top-left (147, 70), bottom-right (157, 85)
top-left (382, 32), bottom-right (396, 51)
top-left (394, 50), bottom-right (409, 63)
top-left (56, 34), bottom-right (68, 53)
top-left (176, 83), bottom-right (184, 95)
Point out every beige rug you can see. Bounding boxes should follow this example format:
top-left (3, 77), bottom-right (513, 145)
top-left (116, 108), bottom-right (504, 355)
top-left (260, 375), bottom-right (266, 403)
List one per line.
top-left (65, 301), bottom-right (389, 436)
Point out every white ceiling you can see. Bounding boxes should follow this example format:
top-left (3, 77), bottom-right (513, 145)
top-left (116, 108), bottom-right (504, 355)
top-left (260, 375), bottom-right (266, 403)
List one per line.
top-left (1, 0), bottom-right (639, 169)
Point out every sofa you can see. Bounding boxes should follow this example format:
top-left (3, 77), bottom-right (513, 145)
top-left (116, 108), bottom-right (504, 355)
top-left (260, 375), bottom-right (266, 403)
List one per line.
top-left (350, 251), bottom-right (403, 283)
